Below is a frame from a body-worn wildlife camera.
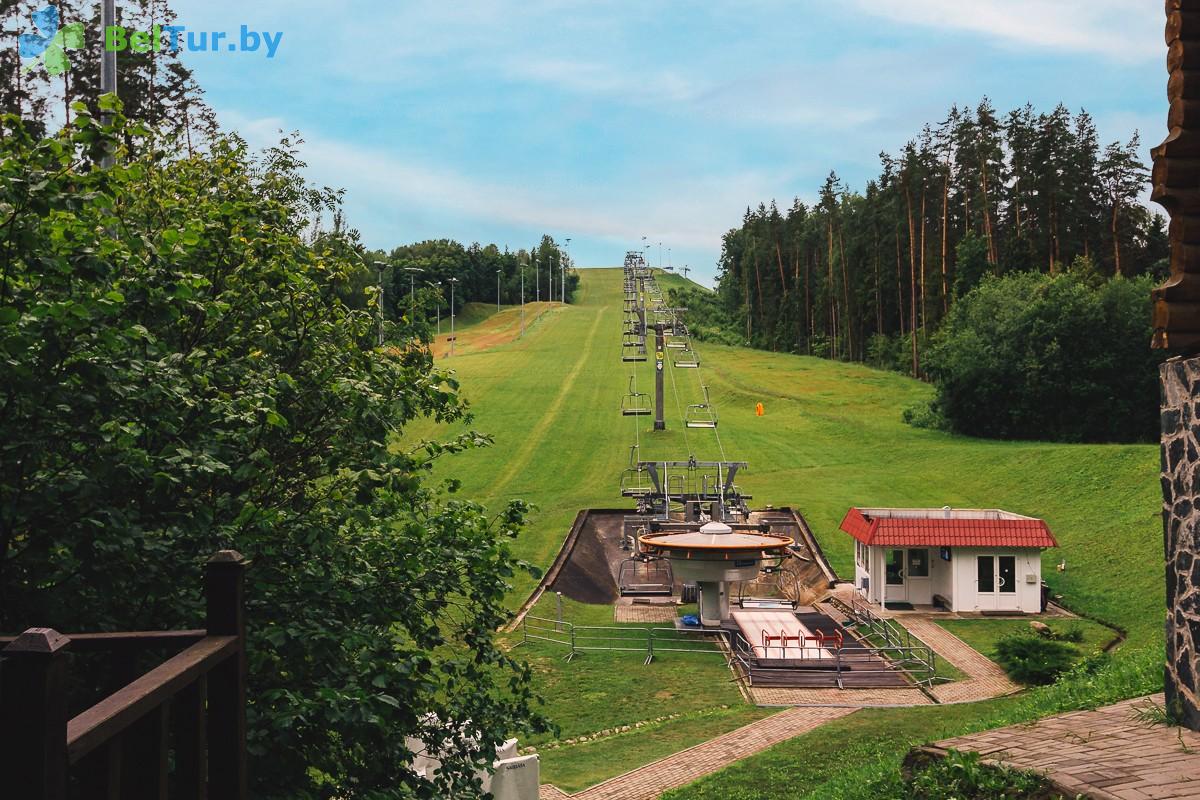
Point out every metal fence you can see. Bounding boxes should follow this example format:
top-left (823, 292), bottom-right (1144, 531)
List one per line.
top-left (515, 616), bottom-right (726, 665)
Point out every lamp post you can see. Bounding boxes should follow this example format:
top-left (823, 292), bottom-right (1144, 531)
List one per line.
top-left (448, 277), bottom-right (459, 357)
top-left (534, 255), bottom-right (540, 303)
top-left (565, 237), bottom-right (572, 304)
top-left (520, 257), bottom-right (526, 337)
top-left (658, 241), bottom-right (663, 270)
top-left (403, 267), bottom-right (423, 325)
top-left (375, 261), bottom-right (389, 346)
top-left (100, 0), bottom-right (117, 168)
top-left (431, 281), bottom-right (442, 335)
top-left (497, 269), bottom-right (502, 312)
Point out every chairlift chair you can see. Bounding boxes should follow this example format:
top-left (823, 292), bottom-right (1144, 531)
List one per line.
top-left (622, 352), bottom-right (648, 363)
top-left (673, 348), bottom-right (700, 368)
top-left (621, 378), bottom-right (652, 416)
top-left (618, 555), bottom-right (673, 597)
top-left (620, 467), bottom-right (654, 497)
top-left (686, 387), bottom-right (719, 429)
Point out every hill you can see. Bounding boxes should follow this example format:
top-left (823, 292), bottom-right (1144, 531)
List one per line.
top-left (406, 267), bottom-right (1160, 647)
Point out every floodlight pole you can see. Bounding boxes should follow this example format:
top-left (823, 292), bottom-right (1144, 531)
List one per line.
top-left (448, 277), bottom-right (459, 357)
top-left (565, 237), bottom-right (572, 304)
top-left (100, 0), bottom-right (117, 168)
top-left (375, 261), bottom-right (389, 347)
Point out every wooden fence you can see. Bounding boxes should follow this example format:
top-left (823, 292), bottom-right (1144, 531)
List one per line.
top-left (0, 550), bottom-right (248, 799)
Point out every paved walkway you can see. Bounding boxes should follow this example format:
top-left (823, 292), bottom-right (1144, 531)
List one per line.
top-left (898, 617), bottom-right (1020, 703)
top-left (925, 694), bottom-right (1200, 799)
top-left (748, 685), bottom-right (932, 706)
top-left (538, 706), bottom-right (855, 800)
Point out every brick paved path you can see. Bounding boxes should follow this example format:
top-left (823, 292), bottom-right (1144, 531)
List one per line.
top-left (748, 685), bottom-right (932, 706)
top-left (899, 617), bottom-right (1020, 703)
top-left (539, 706), bottom-right (855, 800)
top-left (613, 603), bottom-right (679, 623)
top-left (927, 694), bottom-right (1200, 799)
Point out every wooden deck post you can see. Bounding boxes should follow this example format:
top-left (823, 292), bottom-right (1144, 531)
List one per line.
top-left (0, 628), bottom-right (71, 800)
top-left (205, 550), bottom-right (247, 800)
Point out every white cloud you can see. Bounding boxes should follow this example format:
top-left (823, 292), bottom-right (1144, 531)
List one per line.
top-left (851, 0), bottom-right (1159, 61)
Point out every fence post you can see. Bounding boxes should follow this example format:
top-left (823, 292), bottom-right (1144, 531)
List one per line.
top-left (206, 550), bottom-right (247, 800)
top-left (0, 628), bottom-right (70, 800)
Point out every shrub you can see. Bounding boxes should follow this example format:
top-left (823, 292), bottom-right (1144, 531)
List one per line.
top-left (995, 635), bottom-right (1078, 685)
top-left (905, 750), bottom-right (1074, 799)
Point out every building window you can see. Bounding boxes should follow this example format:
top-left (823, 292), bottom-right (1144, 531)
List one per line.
top-left (908, 549), bottom-right (929, 577)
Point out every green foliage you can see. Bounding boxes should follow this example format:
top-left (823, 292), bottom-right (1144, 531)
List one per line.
top-left (995, 636), bottom-right (1078, 685)
top-left (924, 270), bottom-right (1161, 442)
top-left (667, 284), bottom-right (744, 346)
top-left (904, 750), bottom-right (1073, 800)
top-left (954, 233), bottom-right (991, 298)
top-left (0, 110), bottom-right (546, 798)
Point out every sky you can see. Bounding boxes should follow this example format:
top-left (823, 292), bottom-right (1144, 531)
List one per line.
top-left (166, 0), bottom-right (1165, 284)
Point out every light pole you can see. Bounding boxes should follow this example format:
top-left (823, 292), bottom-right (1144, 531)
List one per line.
top-left (431, 281), bottom-right (442, 335)
top-left (403, 267), bottom-right (423, 325)
top-left (375, 261), bottom-right (389, 346)
top-left (565, 237), bottom-right (572, 304)
top-left (497, 269), bottom-right (502, 312)
top-left (520, 257), bottom-right (526, 337)
top-left (100, 0), bottom-right (117, 168)
top-left (561, 251), bottom-right (567, 305)
top-left (448, 277), bottom-right (459, 357)
top-left (534, 255), bottom-right (540, 303)
top-left (658, 241), bottom-right (663, 270)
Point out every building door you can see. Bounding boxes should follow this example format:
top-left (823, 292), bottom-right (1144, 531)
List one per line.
top-left (905, 548), bottom-right (931, 605)
top-left (976, 555), bottom-right (1018, 610)
top-left (885, 549), bottom-right (906, 602)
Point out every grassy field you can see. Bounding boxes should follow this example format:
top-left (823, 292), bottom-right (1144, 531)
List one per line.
top-left (937, 617), bottom-right (1119, 664)
top-left (401, 267), bottom-right (1164, 796)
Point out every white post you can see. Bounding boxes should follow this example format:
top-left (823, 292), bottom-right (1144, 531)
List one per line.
top-left (520, 261), bottom-right (525, 337)
top-left (448, 278), bottom-right (458, 357)
top-left (535, 255), bottom-right (540, 303)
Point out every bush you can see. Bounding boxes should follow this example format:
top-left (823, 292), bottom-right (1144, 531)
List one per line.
top-left (905, 750), bottom-right (1074, 799)
top-left (995, 635), bottom-right (1078, 685)
top-left (924, 270), bottom-right (1161, 443)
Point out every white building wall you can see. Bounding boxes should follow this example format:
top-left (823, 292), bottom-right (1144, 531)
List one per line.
top-left (951, 547), bottom-right (1043, 613)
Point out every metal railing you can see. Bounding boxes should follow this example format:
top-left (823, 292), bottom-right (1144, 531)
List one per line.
top-left (515, 616), bottom-right (726, 665)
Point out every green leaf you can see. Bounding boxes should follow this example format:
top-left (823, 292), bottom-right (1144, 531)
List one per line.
top-left (43, 46), bottom-right (69, 78)
top-left (60, 23), bottom-right (85, 50)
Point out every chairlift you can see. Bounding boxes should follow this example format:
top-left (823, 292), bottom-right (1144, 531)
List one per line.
top-left (620, 467), bottom-right (654, 497)
top-left (666, 338), bottom-right (689, 350)
top-left (621, 377), bottom-right (652, 416)
top-left (622, 333), bottom-right (641, 348)
top-left (673, 348), bottom-right (700, 368)
top-left (618, 555), bottom-right (673, 597)
top-left (686, 387), bottom-right (719, 429)
top-left (622, 352), bottom-right (648, 363)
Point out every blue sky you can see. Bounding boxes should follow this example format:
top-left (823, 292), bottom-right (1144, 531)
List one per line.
top-left (169, 0), bottom-right (1163, 284)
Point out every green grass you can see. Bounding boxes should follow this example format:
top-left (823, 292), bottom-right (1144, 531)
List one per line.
top-left (536, 705), bottom-right (772, 793)
top-left (399, 268), bottom-right (1164, 796)
top-left (856, 628), bottom-right (967, 683)
top-left (937, 618), bottom-right (1118, 663)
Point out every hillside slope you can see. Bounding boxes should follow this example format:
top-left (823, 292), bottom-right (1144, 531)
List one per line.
top-left (405, 268), bottom-right (1161, 646)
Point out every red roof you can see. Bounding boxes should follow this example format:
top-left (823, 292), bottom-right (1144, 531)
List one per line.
top-left (839, 508), bottom-right (1057, 549)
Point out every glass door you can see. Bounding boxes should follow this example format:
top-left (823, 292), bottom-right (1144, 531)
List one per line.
top-left (885, 549), bottom-right (906, 601)
top-left (977, 555), bottom-right (1019, 610)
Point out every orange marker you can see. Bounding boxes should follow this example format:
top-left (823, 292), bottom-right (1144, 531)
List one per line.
top-left (756, 402), bottom-right (765, 417)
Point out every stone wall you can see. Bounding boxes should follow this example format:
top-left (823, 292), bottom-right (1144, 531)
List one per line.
top-left (1162, 356), bottom-right (1200, 729)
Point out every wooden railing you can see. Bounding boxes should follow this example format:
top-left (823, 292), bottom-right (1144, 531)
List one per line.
top-left (0, 550), bottom-right (248, 800)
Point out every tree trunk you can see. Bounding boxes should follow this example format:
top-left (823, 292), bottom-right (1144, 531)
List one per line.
top-left (920, 186), bottom-right (928, 330)
top-left (981, 163), bottom-right (997, 264)
top-left (906, 186), bottom-right (919, 378)
top-left (1112, 198), bottom-right (1122, 276)
top-left (896, 225), bottom-right (906, 337)
top-left (941, 167), bottom-right (950, 314)
top-left (839, 228), bottom-right (853, 360)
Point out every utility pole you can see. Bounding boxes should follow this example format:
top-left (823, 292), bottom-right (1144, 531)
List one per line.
top-left (100, 0), bottom-right (117, 168)
top-left (448, 277), bottom-right (459, 357)
top-left (375, 261), bottom-right (389, 347)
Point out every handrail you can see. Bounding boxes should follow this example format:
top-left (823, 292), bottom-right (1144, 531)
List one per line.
top-left (67, 635), bottom-right (238, 763)
top-left (0, 630), bottom-right (207, 652)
